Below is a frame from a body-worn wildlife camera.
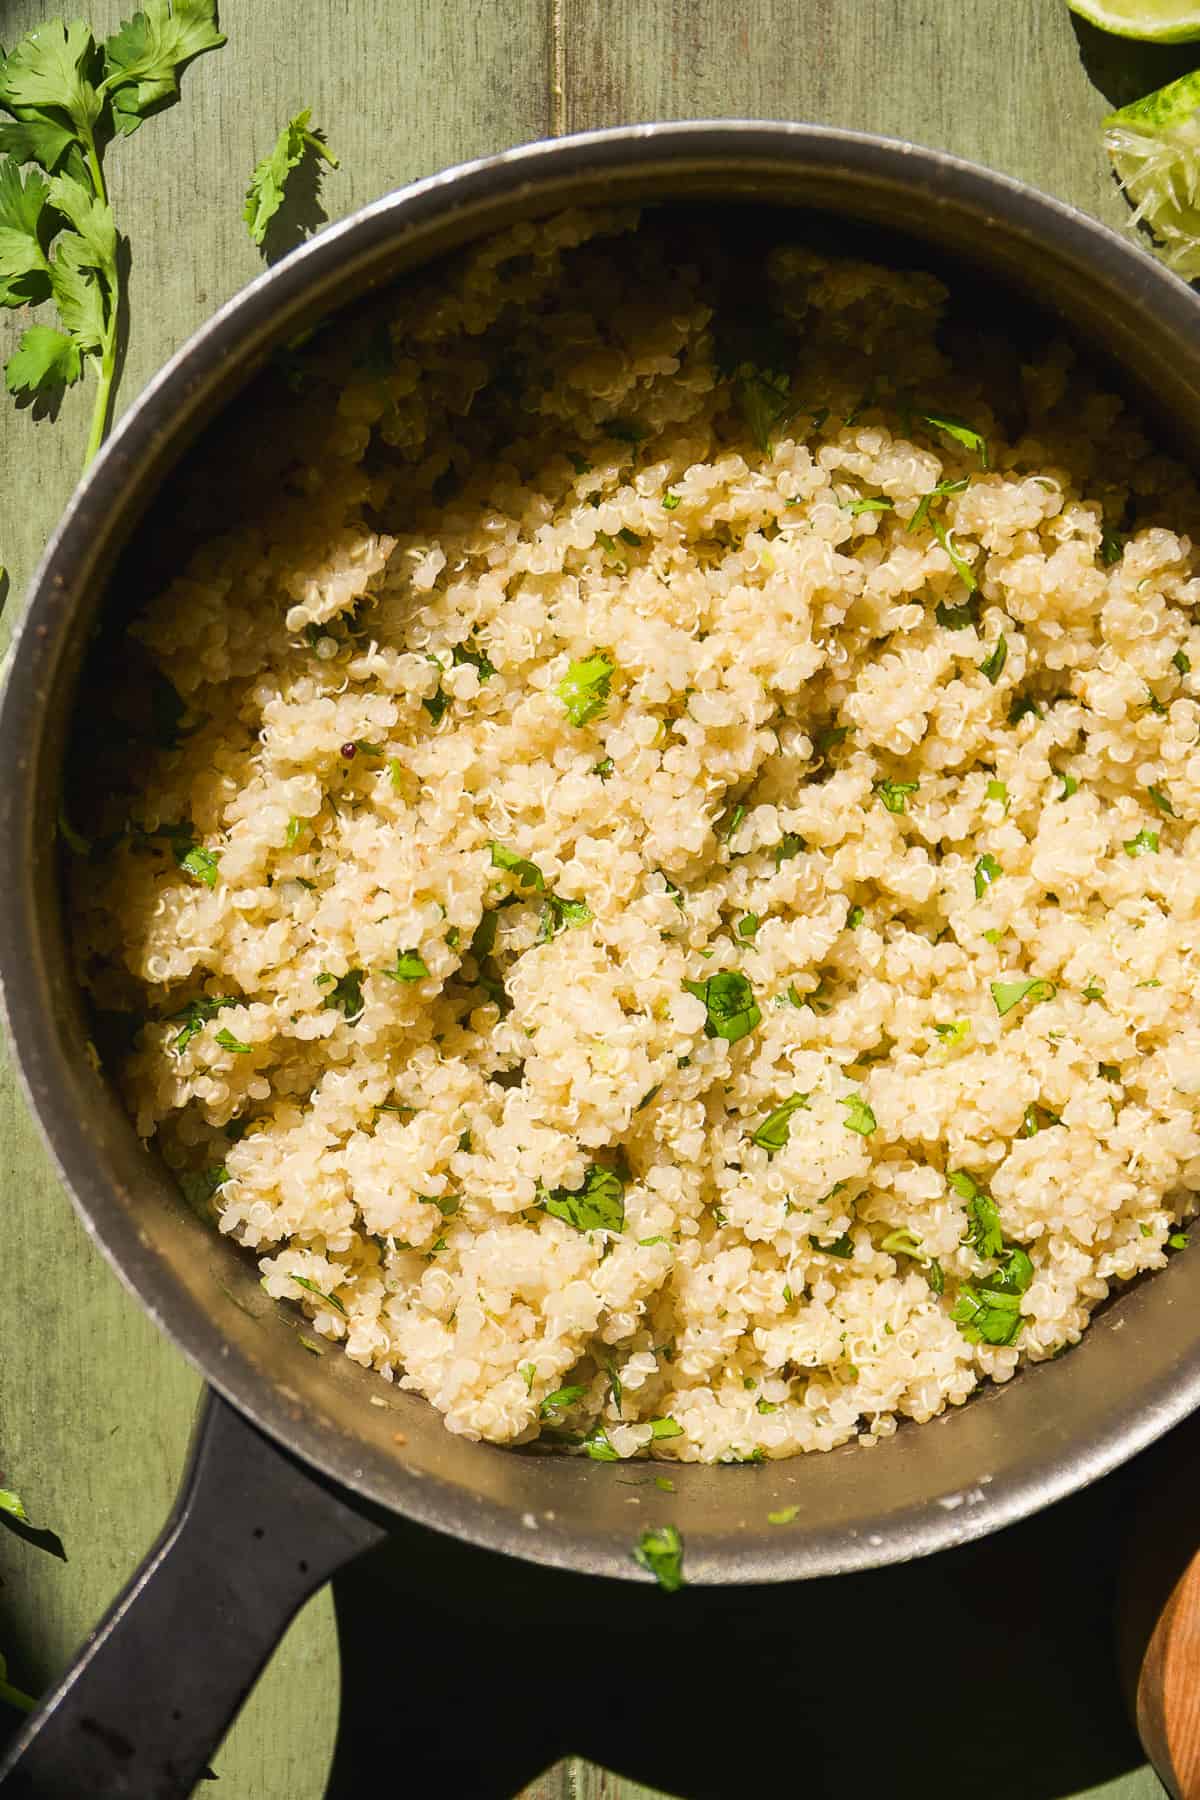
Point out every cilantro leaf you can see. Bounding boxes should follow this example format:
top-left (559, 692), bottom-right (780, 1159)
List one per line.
top-left (178, 1162), bottom-right (228, 1208)
top-left (489, 841), bottom-right (545, 890)
top-left (540, 1384), bottom-right (586, 1418)
top-left (540, 1164), bottom-right (625, 1234)
top-left (682, 970), bottom-right (761, 1043)
top-left (557, 651), bottom-right (615, 727)
top-left (167, 993), bottom-right (236, 1050)
top-left (101, 0), bottom-right (226, 135)
top-left (0, 19), bottom-right (101, 130)
top-left (178, 843), bottom-right (220, 887)
top-left (243, 108), bottom-right (339, 246)
top-left (321, 968), bottom-right (365, 1019)
top-left (876, 778), bottom-right (918, 815)
top-left (919, 410), bottom-right (988, 466)
top-left (986, 778), bottom-right (1008, 806)
top-left (954, 1175), bottom-right (1003, 1259)
top-left (930, 517), bottom-right (977, 592)
top-left (451, 639), bottom-right (495, 681)
top-left (536, 894), bottom-right (592, 942)
top-left (632, 1524), bottom-right (685, 1592)
top-left (768, 1504), bottom-right (800, 1526)
top-left (0, 1488), bottom-right (28, 1522)
top-left (810, 1231), bottom-right (854, 1258)
top-left (214, 1026), bottom-right (251, 1055)
top-left (839, 1093), bottom-right (876, 1136)
top-left (288, 1273), bottom-right (348, 1316)
top-left (951, 1282), bottom-right (1023, 1346)
top-left (978, 633), bottom-right (1008, 684)
top-left (735, 364), bottom-right (791, 453)
top-left (750, 1092), bottom-right (809, 1155)
top-left (908, 476), bottom-right (969, 533)
top-left (974, 852), bottom-right (1002, 898)
top-left (1124, 828), bottom-right (1159, 857)
top-left (4, 321), bottom-right (79, 393)
top-left (649, 1417), bottom-right (683, 1439)
top-left (0, 158), bottom-right (50, 306)
top-left (990, 977), bottom-right (1055, 1017)
top-left (382, 948), bottom-right (429, 982)
top-left (1147, 784), bottom-right (1176, 818)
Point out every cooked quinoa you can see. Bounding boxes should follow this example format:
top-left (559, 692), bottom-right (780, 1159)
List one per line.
top-left (71, 208), bottom-right (1200, 1464)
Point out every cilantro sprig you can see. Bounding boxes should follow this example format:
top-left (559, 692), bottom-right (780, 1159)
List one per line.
top-left (243, 107), bottom-right (339, 248)
top-left (0, 4), bottom-right (225, 466)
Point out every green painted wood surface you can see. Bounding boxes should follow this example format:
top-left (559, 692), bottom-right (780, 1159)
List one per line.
top-left (0, 2), bottom-right (1186, 1795)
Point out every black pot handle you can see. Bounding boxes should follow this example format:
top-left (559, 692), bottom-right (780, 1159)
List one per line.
top-left (0, 1388), bottom-right (388, 1799)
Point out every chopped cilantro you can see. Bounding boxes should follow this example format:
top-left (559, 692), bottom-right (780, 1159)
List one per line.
top-left (920, 410), bottom-right (988, 464)
top-left (990, 977), bottom-right (1055, 1016)
top-left (618, 527), bottom-right (642, 547)
top-left (750, 1092), bottom-right (810, 1156)
top-left (422, 687), bottom-right (450, 726)
top-left (756, 1397), bottom-right (779, 1414)
top-left (927, 1259), bottom-right (945, 1295)
top-left (974, 853), bottom-right (1002, 898)
top-left (986, 778), bottom-right (1008, 805)
top-left (582, 1426), bottom-right (621, 1461)
top-left (289, 1274), bottom-right (348, 1317)
top-left (909, 476), bottom-right (969, 533)
top-left (734, 365), bottom-right (792, 453)
top-left (1056, 771), bottom-right (1078, 801)
top-left (557, 651), bottom-right (615, 726)
top-left (569, 452), bottom-right (592, 475)
top-left (632, 1524), bottom-right (685, 1592)
top-left (521, 1363), bottom-right (536, 1393)
top-left (844, 496), bottom-right (893, 515)
top-left (285, 815), bottom-right (303, 847)
top-left (489, 842), bottom-right (545, 889)
top-left (774, 832), bottom-right (806, 866)
top-left (537, 894), bottom-right (593, 942)
top-left (592, 756), bottom-right (614, 781)
top-left (1169, 1233), bottom-right (1190, 1251)
top-left (540, 1164), bottom-right (625, 1234)
top-left (846, 905), bottom-right (865, 929)
top-left (978, 634), bottom-right (1008, 684)
top-left (876, 779), bottom-right (918, 815)
top-left (168, 994), bottom-right (236, 1051)
top-left (930, 517), bottom-right (977, 592)
top-left (1123, 829), bottom-right (1159, 857)
top-left (1174, 650), bottom-right (1191, 675)
top-left (214, 1027), bottom-right (251, 1055)
top-left (322, 969), bottom-right (365, 1018)
top-left (880, 1228), bottom-right (924, 1258)
top-left (178, 1164), bottom-right (229, 1209)
top-left (1082, 978), bottom-right (1105, 1002)
top-left (1147, 785), bottom-right (1176, 818)
top-left (839, 1094), bottom-right (876, 1135)
top-left (955, 1180), bottom-right (1003, 1260)
top-left (382, 949), bottom-right (429, 982)
top-left (451, 640), bottom-right (496, 681)
top-left (540, 1384), bottom-right (586, 1418)
top-left (178, 843), bottom-right (220, 887)
top-left (1007, 694), bottom-right (1041, 726)
top-left (951, 1283), bottom-right (1023, 1347)
top-left (649, 1417), bottom-right (684, 1440)
top-left (1100, 532), bottom-right (1124, 567)
top-left (716, 801), bottom-right (748, 845)
top-left (737, 912), bottom-right (760, 943)
top-left (682, 970), bottom-right (761, 1043)
top-left (0, 1490), bottom-right (27, 1523)
top-left (1098, 1063), bottom-right (1121, 1082)
top-left (810, 1232), bottom-right (854, 1258)
top-left (933, 1019), bottom-right (970, 1046)
top-left (663, 491), bottom-right (682, 510)
top-left (768, 1504), bottom-right (800, 1526)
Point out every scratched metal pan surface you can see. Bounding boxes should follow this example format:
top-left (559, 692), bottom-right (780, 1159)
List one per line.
top-left (4, 122), bottom-right (1200, 1588)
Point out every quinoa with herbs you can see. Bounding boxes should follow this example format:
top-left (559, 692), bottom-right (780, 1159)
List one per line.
top-left (70, 209), bottom-right (1200, 1464)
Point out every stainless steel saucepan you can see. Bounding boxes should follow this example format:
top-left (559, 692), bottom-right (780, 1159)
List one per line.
top-left (4, 122), bottom-right (1200, 1800)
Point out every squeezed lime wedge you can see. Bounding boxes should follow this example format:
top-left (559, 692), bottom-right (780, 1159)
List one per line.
top-left (1070, 0), bottom-right (1200, 38)
top-left (1105, 69), bottom-right (1200, 276)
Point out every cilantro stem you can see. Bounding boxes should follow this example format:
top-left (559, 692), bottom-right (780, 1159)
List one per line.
top-left (84, 304), bottom-right (118, 468)
top-left (78, 121), bottom-right (118, 469)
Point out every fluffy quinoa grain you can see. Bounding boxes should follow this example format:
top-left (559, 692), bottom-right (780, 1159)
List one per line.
top-left (71, 209), bottom-right (1200, 1465)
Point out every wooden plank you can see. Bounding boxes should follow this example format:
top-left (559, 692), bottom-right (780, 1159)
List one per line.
top-left (558, 0), bottom-right (1171, 233)
top-left (0, 2), bottom-right (549, 1796)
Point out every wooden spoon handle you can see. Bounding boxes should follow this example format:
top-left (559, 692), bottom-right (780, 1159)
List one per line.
top-left (1133, 1551), bottom-right (1200, 1800)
